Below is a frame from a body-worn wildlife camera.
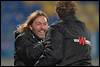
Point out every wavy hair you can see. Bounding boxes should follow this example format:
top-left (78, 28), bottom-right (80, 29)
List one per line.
top-left (16, 10), bottom-right (48, 33)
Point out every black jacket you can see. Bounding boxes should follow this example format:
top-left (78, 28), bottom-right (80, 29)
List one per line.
top-left (14, 28), bottom-right (46, 66)
top-left (36, 14), bottom-right (92, 66)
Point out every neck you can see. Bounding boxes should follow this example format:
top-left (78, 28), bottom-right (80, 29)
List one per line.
top-left (62, 12), bottom-right (76, 21)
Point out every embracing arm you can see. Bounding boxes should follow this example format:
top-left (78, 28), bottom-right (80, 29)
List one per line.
top-left (15, 35), bottom-right (45, 65)
top-left (35, 27), bottom-right (64, 66)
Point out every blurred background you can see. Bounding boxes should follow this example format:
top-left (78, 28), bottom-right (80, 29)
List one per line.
top-left (1, 1), bottom-right (99, 66)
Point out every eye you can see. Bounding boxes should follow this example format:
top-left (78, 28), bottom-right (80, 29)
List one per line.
top-left (36, 22), bottom-right (41, 25)
top-left (44, 22), bottom-right (48, 25)
top-left (37, 23), bottom-right (41, 25)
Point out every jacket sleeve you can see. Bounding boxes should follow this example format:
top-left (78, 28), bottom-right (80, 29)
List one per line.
top-left (35, 27), bottom-right (64, 66)
top-left (15, 34), bottom-right (45, 65)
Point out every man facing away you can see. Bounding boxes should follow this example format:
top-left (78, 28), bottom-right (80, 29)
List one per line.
top-left (35, 1), bottom-right (92, 66)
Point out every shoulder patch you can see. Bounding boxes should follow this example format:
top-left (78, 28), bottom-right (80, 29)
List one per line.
top-left (73, 36), bottom-right (91, 46)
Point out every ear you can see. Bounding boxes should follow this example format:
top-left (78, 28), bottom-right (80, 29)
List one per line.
top-left (29, 25), bottom-right (32, 30)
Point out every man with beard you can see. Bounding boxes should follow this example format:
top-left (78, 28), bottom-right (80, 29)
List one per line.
top-left (14, 10), bottom-right (49, 66)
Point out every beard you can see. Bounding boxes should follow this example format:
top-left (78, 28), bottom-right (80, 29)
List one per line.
top-left (35, 29), bottom-right (47, 39)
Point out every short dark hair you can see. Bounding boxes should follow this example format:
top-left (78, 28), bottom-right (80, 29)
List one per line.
top-left (56, 1), bottom-right (77, 19)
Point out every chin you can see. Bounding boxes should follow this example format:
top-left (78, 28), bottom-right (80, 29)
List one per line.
top-left (38, 36), bottom-right (45, 39)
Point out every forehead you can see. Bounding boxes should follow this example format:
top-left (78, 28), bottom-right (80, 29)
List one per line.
top-left (34, 16), bottom-right (47, 22)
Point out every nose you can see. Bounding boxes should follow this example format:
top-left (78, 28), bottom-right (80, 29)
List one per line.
top-left (41, 24), bottom-right (46, 30)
